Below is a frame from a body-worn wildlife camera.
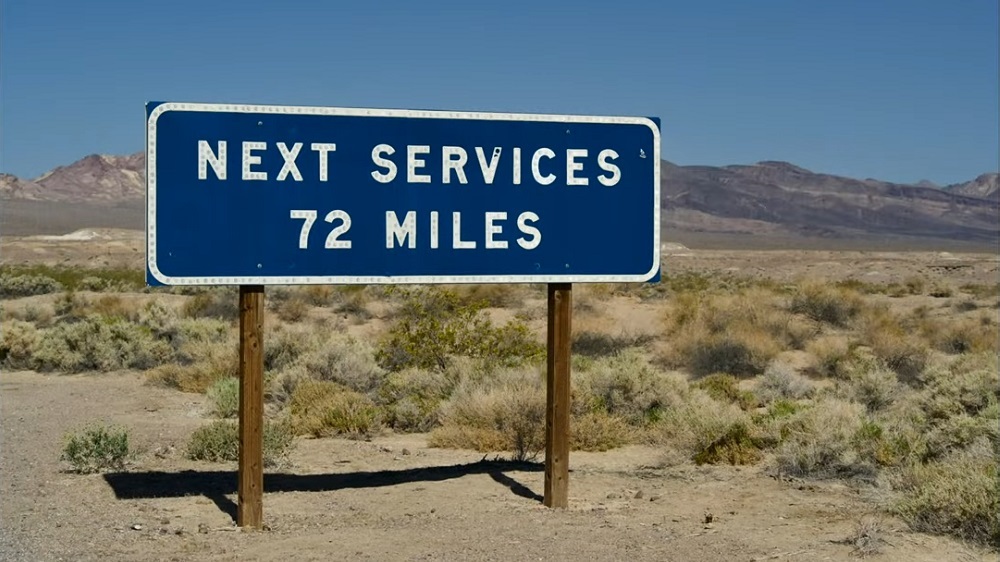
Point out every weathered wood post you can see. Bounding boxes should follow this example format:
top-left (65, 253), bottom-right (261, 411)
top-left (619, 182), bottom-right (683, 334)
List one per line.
top-left (544, 282), bottom-right (572, 508)
top-left (237, 285), bottom-right (265, 528)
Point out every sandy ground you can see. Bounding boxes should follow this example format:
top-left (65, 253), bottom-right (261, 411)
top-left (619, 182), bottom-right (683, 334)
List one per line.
top-left (2, 370), bottom-right (994, 562)
top-left (2, 229), bottom-right (998, 561)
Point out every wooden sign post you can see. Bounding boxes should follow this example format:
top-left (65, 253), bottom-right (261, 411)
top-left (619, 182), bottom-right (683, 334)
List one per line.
top-left (544, 283), bottom-right (572, 508)
top-left (237, 285), bottom-right (265, 528)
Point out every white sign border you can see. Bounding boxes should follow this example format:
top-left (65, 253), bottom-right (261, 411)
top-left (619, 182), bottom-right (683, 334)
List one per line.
top-left (146, 102), bottom-right (661, 285)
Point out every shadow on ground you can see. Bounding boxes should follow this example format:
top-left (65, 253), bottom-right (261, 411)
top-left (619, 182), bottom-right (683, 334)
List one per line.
top-left (103, 459), bottom-right (544, 521)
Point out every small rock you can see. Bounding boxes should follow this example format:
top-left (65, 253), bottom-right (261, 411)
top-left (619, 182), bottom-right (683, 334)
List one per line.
top-left (634, 490), bottom-right (644, 500)
top-left (649, 495), bottom-right (662, 502)
top-left (704, 512), bottom-right (714, 524)
top-left (703, 522), bottom-right (715, 530)
top-left (393, 456), bottom-right (402, 461)
top-left (606, 493), bottom-right (620, 500)
top-left (401, 448), bottom-right (411, 456)
top-left (380, 446), bottom-right (393, 453)
top-left (160, 517), bottom-right (170, 525)
top-left (174, 528), bottom-right (185, 536)
top-left (131, 524), bottom-right (143, 531)
top-left (198, 523), bottom-right (210, 534)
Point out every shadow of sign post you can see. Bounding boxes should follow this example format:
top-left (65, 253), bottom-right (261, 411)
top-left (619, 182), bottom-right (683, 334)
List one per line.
top-left (144, 102), bottom-right (660, 527)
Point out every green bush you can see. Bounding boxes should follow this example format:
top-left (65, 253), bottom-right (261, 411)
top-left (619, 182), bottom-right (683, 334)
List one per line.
top-left (0, 265), bottom-right (143, 293)
top-left (693, 373), bottom-right (758, 410)
top-left (186, 419), bottom-right (294, 467)
top-left (375, 288), bottom-right (543, 372)
top-left (207, 376), bottom-right (239, 418)
top-left (692, 421), bottom-right (763, 465)
top-left (61, 423), bottom-right (133, 473)
top-left (377, 368), bottom-right (452, 432)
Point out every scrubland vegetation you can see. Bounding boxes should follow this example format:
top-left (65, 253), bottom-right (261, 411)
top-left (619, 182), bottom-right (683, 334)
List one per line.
top-left (2, 265), bottom-right (998, 546)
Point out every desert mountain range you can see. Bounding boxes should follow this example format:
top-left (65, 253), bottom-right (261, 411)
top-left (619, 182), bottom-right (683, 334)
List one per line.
top-left (1, 151), bottom-right (997, 249)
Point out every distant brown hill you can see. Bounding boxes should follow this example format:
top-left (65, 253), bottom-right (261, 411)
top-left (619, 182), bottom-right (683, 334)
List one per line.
top-left (1, 151), bottom-right (997, 249)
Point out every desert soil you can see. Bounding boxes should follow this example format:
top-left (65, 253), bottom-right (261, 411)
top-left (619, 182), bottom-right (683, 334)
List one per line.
top-left (1, 229), bottom-right (998, 562)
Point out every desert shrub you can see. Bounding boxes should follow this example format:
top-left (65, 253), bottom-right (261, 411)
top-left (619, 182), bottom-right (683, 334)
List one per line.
top-left (0, 319), bottom-right (40, 370)
top-left (902, 276), bottom-right (926, 295)
top-left (790, 282), bottom-right (863, 326)
top-left (959, 282), bottom-right (1000, 299)
top-left (451, 283), bottom-right (525, 309)
top-left (806, 335), bottom-right (852, 377)
top-left (377, 368), bottom-right (452, 432)
top-left (207, 376), bottom-right (239, 418)
top-left (851, 419), bottom-right (923, 468)
top-left (927, 317), bottom-right (998, 354)
top-left (685, 330), bottom-right (781, 377)
top-left (300, 285), bottom-right (336, 306)
top-left (692, 421), bottom-right (763, 465)
top-left (181, 289), bottom-right (239, 320)
top-left (656, 390), bottom-right (760, 464)
top-left (892, 444), bottom-right (999, 546)
top-left (375, 288), bottom-right (543, 372)
top-left (776, 399), bottom-right (869, 478)
top-left (0, 265), bottom-right (143, 293)
top-left (264, 325), bottom-right (321, 373)
top-left (843, 361), bottom-right (901, 413)
top-left (918, 354), bottom-right (999, 420)
top-left (186, 418), bottom-right (295, 467)
top-left (571, 330), bottom-right (654, 358)
top-left (273, 295), bottom-right (309, 322)
top-left (289, 380), bottom-right (381, 438)
top-left (301, 335), bottom-right (386, 394)
top-left (928, 285), bottom-right (953, 298)
top-left (147, 335), bottom-right (238, 393)
top-left (61, 423), bottom-right (133, 473)
top-left (31, 316), bottom-right (173, 373)
top-left (0, 274), bottom-right (63, 297)
top-left (693, 373), bottom-right (757, 410)
top-left (267, 364), bottom-right (311, 406)
top-left (859, 309), bottom-right (929, 382)
top-left (575, 349), bottom-right (687, 425)
top-left (570, 412), bottom-right (632, 452)
top-left (429, 369), bottom-right (545, 461)
top-left (4, 302), bottom-right (55, 326)
top-left (755, 362), bottom-right (815, 403)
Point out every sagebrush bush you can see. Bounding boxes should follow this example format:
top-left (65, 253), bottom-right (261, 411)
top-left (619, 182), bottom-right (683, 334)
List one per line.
top-left (31, 316), bottom-right (173, 373)
top-left (571, 412), bottom-right (632, 452)
top-left (571, 330), bottom-right (655, 358)
top-left (842, 360), bottom-right (902, 413)
top-left (207, 376), bottom-right (239, 418)
top-left (575, 349), bottom-right (687, 425)
top-left (186, 419), bottom-right (295, 467)
top-left (685, 329), bottom-right (781, 377)
top-left (0, 319), bottom-right (40, 370)
top-left (301, 335), bottom-right (386, 394)
top-left (0, 265), bottom-right (143, 293)
top-left (755, 362), bottom-right (815, 403)
top-left (776, 399), bottom-right (869, 478)
top-left (429, 369), bottom-right (545, 461)
top-left (655, 390), bottom-right (759, 465)
top-left (927, 317), bottom-right (998, 354)
top-left (0, 274), bottom-right (63, 297)
top-left (806, 335), bottom-right (852, 377)
top-left (61, 423), bottom-right (133, 473)
top-left (146, 335), bottom-right (238, 393)
top-left (892, 443), bottom-right (999, 546)
top-left (264, 324), bottom-right (321, 373)
top-left (377, 367), bottom-right (452, 432)
top-left (376, 288), bottom-right (543, 372)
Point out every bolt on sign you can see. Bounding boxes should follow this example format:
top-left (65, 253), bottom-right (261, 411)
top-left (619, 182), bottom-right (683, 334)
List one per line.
top-left (145, 102), bottom-right (661, 285)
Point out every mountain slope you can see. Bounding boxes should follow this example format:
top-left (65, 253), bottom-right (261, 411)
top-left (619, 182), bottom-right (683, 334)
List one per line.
top-left (1, 152), bottom-right (997, 247)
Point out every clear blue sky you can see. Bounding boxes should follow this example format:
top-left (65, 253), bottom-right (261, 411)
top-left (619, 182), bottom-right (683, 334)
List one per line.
top-left (1, 0), bottom-right (997, 185)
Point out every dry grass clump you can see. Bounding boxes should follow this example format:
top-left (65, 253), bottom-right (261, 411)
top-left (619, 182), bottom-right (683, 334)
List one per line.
top-left (571, 329), bottom-right (655, 358)
top-left (206, 376), bottom-right (239, 418)
top-left (181, 288), bottom-right (239, 320)
top-left (429, 369), bottom-right (545, 461)
top-left (805, 335), bottom-right (852, 377)
top-left (664, 289), bottom-right (797, 377)
top-left (300, 334), bottom-right (386, 394)
top-left (655, 390), bottom-right (761, 465)
top-left (692, 373), bottom-right (757, 410)
top-left (0, 319), bottom-right (41, 370)
top-left (571, 412), bottom-right (633, 452)
top-left (289, 380), bottom-right (382, 439)
top-left (925, 316), bottom-right (999, 354)
top-left (790, 281), bottom-right (864, 326)
top-left (857, 306), bottom-right (928, 382)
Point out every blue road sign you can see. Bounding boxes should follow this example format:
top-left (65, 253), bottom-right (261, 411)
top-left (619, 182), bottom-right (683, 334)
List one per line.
top-left (145, 102), bottom-right (660, 285)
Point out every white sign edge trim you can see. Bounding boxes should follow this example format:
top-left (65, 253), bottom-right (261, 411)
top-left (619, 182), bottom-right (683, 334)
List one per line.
top-left (146, 102), bottom-right (661, 285)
